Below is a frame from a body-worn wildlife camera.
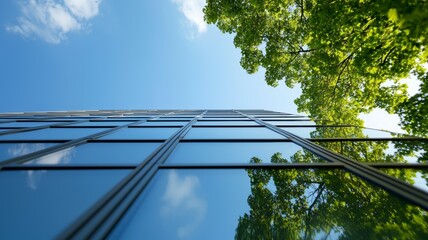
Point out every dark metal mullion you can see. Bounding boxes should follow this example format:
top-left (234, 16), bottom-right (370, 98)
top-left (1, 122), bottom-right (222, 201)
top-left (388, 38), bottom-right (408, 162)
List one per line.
top-left (236, 111), bottom-right (428, 210)
top-left (161, 163), bottom-right (344, 169)
top-left (0, 113), bottom-right (177, 168)
top-left (0, 115), bottom-right (67, 124)
top-left (0, 117), bottom-right (107, 136)
top-left (2, 162), bottom-right (426, 171)
top-left (56, 111), bottom-right (205, 240)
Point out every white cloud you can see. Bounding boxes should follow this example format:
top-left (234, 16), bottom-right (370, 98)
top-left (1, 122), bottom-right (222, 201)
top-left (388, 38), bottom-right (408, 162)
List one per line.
top-left (173, 0), bottom-right (207, 35)
top-left (28, 147), bottom-right (75, 165)
top-left (64, 0), bottom-right (100, 19)
top-left (7, 0), bottom-right (102, 44)
top-left (162, 170), bottom-right (206, 239)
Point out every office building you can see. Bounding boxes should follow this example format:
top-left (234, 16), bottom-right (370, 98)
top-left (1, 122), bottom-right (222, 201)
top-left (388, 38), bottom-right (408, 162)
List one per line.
top-left (0, 109), bottom-right (427, 239)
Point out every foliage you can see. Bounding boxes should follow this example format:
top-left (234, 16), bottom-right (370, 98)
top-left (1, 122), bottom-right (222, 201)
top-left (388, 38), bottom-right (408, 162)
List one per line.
top-left (235, 152), bottom-right (428, 240)
top-left (397, 70), bottom-right (428, 136)
top-left (204, 0), bottom-right (428, 132)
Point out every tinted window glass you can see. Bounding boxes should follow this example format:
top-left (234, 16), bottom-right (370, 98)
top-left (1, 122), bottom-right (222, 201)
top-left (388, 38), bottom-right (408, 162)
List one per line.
top-left (25, 142), bottom-right (161, 165)
top-left (281, 127), bottom-right (407, 138)
top-left (109, 169), bottom-right (427, 239)
top-left (380, 168), bottom-right (428, 193)
top-left (0, 143), bottom-right (57, 162)
top-left (0, 122), bottom-right (62, 128)
top-left (159, 118), bottom-right (193, 121)
top-left (0, 169), bottom-right (130, 239)
top-left (167, 142), bottom-right (326, 163)
top-left (265, 121), bottom-right (316, 126)
top-left (184, 127), bottom-right (286, 139)
top-left (315, 141), bottom-right (427, 164)
top-left (137, 122), bottom-right (186, 126)
top-left (70, 121), bottom-right (132, 127)
top-left (194, 121), bottom-right (259, 126)
top-left (200, 118), bottom-right (249, 121)
top-left (100, 127), bottom-right (179, 140)
top-left (0, 128), bottom-right (108, 140)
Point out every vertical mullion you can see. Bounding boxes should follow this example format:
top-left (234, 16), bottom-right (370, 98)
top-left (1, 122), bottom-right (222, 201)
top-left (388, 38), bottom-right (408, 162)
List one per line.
top-left (235, 111), bottom-right (428, 210)
top-left (0, 112), bottom-right (178, 167)
top-left (56, 111), bottom-right (206, 239)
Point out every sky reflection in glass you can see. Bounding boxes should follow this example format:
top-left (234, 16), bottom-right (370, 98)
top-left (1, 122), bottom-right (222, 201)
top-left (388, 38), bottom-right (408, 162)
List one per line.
top-left (281, 127), bottom-right (406, 138)
top-left (0, 122), bottom-right (61, 128)
top-left (0, 143), bottom-right (57, 162)
top-left (109, 169), bottom-right (428, 240)
top-left (25, 142), bottom-right (161, 165)
top-left (0, 169), bottom-right (130, 239)
top-left (184, 127), bottom-right (286, 139)
top-left (0, 128), bottom-right (108, 140)
top-left (100, 127), bottom-right (179, 140)
top-left (167, 142), bottom-right (326, 164)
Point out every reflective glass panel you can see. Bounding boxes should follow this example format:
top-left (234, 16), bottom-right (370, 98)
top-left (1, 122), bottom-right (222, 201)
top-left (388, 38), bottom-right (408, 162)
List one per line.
top-left (184, 127), bottom-right (286, 139)
top-left (159, 118), bottom-right (194, 121)
top-left (0, 169), bottom-right (130, 239)
top-left (100, 127), bottom-right (179, 140)
top-left (380, 168), bottom-right (428, 193)
top-left (137, 122), bottom-right (186, 126)
top-left (70, 121), bottom-right (132, 127)
top-left (0, 128), bottom-right (108, 140)
top-left (261, 117), bottom-right (309, 121)
top-left (25, 142), bottom-right (161, 165)
top-left (167, 142), bottom-right (326, 163)
top-left (0, 143), bottom-right (57, 162)
top-left (0, 122), bottom-right (61, 128)
top-left (265, 121), bottom-right (316, 126)
top-left (109, 169), bottom-right (428, 240)
top-left (194, 121), bottom-right (259, 126)
top-left (200, 118), bottom-right (249, 121)
top-left (281, 127), bottom-right (407, 138)
top-left (315, 140), bottom-right (427, 164)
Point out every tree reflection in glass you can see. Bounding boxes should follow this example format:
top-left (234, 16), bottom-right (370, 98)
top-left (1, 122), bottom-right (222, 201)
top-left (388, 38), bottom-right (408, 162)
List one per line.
top-left (236, 154), bottom-right (428, 239)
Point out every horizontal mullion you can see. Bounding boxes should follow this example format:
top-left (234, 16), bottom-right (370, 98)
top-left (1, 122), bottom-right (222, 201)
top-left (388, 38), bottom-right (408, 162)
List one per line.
top-left (160, 163), bottom-right (344, 169)
top-left (180, 138), bottom-right (293, 142)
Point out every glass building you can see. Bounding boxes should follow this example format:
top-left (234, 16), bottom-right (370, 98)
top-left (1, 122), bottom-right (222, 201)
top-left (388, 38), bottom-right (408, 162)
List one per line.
top-left (0, 109), bottom-right (427, 239)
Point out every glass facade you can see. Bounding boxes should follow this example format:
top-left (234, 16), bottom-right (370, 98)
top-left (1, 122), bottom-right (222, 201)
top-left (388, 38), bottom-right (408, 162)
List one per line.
top-left (0, 109), bottom-right (427, 239)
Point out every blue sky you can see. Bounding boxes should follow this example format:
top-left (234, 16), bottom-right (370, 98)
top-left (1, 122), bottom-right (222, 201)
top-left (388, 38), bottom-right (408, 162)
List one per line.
top-left (0, 0), bottom-right (419, 133)
top-left (0, 0), bottom-right (301, 114)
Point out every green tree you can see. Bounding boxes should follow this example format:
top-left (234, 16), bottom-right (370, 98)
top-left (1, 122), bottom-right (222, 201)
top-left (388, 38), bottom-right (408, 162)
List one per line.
top-left (204, 0), bottom-right (428, 133)
top-left (235, 153), bottom-right (428, 240)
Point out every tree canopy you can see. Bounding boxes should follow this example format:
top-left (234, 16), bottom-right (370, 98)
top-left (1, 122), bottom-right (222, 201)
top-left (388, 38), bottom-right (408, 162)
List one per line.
top-left (204, 0), bottom-right (428, 136)
top-left (235, 148), bottom-right (428, 239)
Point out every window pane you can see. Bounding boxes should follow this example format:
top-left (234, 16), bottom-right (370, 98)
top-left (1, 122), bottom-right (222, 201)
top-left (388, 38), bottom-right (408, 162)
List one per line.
top-left (281, 127), bottom-right (408, 138)
top-left (167, 142), bottom-right (326, 163)
top-left (199, 118), bottom-right (249, 121)
top-left (261, 117), bottom-right (310, 121)
top-left (25, 142), bottom-right (161, 165)
top-left (265, 121), bottom-right (316, 126)
top-left (109, 169), bottom-right (427, 239)
top-left (0, 143), bottom-right (58, 162)
top-left (136, 122), bottom-right (186, 127)
top-left (0, 169), bottom-right (130, 239)
top-left (315, 140), bottom-right (427, 164)
top-left (184, 127), bottom-right (286, 139)
top-left (0, 122), bottom-right (61, 128)
top-left (0, 128), bottom-right (108, 140)
top-left (70, 121), bottom-right (132, 127)
top-left (194, 121), bottom-right (259, 126)
top-left (100, 127), bottom-right (179, 140)
top-left (380, 168), bottom-right (428, 193)
top-left (159, 118), bottom-right (194, 121)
